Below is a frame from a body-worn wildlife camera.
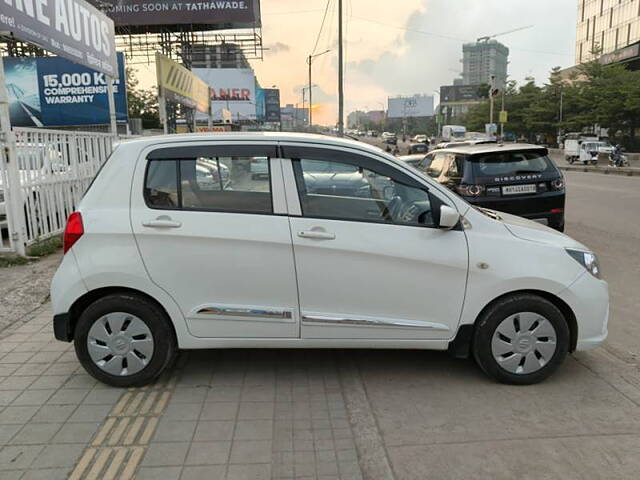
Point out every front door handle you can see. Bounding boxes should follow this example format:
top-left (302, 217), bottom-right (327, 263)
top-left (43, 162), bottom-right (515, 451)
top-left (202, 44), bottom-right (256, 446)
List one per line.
top-left (142, 216), bottom-right (182, 229)
top-left (298, 230), bottom-right (336, 240)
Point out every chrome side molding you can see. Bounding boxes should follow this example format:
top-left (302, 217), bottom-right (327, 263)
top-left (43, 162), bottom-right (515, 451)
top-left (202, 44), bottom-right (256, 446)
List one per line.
top-left (302, 314), bottom-right (449, 331)
top-left (196, 306), bottom-right (293, 320)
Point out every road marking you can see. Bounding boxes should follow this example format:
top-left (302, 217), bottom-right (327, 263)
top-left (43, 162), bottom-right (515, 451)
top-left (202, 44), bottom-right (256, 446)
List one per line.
top-left (68, 366), bottom-right (182, 479)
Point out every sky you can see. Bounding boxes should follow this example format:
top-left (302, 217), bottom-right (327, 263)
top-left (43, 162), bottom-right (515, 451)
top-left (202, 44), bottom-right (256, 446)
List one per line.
top-left (254, 0), bottom-right (578, 125)
top-left (134, 0), bottom-right (579, 126)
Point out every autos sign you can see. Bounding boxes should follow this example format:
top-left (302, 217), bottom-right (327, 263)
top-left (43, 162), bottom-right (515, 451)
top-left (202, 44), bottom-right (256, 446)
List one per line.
top-left (0, 0), bottom-right (118, 77)
top-left (3, 53), bottom-right (127, 127)
top-left (89, 0), bottom-right (261, 28)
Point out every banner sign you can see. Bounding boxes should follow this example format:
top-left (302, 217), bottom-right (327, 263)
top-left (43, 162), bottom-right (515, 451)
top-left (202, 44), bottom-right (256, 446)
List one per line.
top-left (193, 68), bottom-right (257, 121)
top-left (90, 0), bottom-right (261, 28)
top-left (156, 53), bottom-right (210, 114)
top-left (387, 94), bottom-right (434, 119)
top-left (440, 84), bottom-right (482, 103)
top-left (3, 53), bottom-right (127, 127)
top-left (264, 88), bottom-right (281, 123)
top-left (0, 0), bottom-right (118, 77)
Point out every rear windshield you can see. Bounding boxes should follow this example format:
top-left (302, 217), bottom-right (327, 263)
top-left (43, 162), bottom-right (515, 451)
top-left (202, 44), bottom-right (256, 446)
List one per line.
top-left (469, 150), bottom-right (555, 177)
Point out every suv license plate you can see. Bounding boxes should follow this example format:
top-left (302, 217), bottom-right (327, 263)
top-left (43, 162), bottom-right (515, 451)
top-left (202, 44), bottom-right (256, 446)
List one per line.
top-left (502, 184), bottom-right (537, 195)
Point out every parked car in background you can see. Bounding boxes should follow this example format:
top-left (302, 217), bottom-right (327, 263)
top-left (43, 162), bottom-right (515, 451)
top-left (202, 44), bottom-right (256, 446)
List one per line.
top-left (52, 133), bottom-right (607, 388)
top-left (398, 153), bottom-right (432, 170)
top-left (412, 134), bottom-right (429, 144)
top-left (250, 156), bottom-right (269, 179)
top-left (407, 143), bottom-right (429, 155)
top-left (418, 143), bottom-right (566, 231)
top-left (381, 132), bottom-right (398, 145)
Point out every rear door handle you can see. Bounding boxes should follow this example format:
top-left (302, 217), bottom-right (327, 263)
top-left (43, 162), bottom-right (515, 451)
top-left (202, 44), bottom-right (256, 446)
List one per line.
top-left (142, 217), bottom-right (182, 228)
top-left (298, 230), bottom-right (336, 240)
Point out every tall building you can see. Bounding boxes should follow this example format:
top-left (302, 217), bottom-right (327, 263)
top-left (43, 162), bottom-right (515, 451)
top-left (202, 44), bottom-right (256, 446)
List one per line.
top-left (461, 40), bottom-right (509, 87)
top-left (575, 0), bottom-right (640, 65)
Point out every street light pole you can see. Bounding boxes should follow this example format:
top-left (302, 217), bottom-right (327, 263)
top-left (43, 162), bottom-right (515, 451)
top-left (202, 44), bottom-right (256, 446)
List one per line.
top-left (306, 49), bottom-right (330, 129)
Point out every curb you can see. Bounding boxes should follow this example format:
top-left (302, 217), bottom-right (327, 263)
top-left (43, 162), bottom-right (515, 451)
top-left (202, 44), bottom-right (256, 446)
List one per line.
top-left (558, 165), bottom-right (638, 176)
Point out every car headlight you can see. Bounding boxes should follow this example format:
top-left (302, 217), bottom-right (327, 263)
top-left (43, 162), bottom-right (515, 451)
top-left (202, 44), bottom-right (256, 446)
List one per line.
top-left (566, 249), bottom-right (601, 278)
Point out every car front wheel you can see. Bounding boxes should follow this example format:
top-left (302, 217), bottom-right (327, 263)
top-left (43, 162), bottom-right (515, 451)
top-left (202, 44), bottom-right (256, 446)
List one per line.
top-left (472, 294), bottom-right (569, 385)
top-left (74, 293), bottom-right (177, 387)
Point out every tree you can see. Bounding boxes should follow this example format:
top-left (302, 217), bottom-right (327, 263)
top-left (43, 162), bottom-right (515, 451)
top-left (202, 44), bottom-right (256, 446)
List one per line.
top-left (126, 67), bottom-right (160, 129)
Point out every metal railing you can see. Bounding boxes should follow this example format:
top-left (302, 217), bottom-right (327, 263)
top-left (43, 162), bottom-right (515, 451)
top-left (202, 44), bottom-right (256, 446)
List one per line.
top-left (0, 127), bottom-right (114, 255)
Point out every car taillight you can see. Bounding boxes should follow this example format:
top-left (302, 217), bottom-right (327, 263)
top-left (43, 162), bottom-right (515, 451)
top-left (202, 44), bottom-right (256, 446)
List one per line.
top-left (63, 212), bottom-right (84, 254)
top-left (550, 179), bottom-right (564, 190)
top-left (456, 184), bottom-right (485, 197)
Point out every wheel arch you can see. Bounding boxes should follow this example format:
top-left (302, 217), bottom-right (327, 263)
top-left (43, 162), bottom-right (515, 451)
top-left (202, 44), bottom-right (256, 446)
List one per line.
top-left (448, 289), bottom-right (578, 359)
top-left (67, 286), bottom-right (178, 345)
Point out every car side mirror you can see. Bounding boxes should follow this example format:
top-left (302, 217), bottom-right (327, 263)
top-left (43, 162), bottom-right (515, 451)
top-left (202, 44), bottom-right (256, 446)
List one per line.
top-left (439, 205), bottom-right (460, 230)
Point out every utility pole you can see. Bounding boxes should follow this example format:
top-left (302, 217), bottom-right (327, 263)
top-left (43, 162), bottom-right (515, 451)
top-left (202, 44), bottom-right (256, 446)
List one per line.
top-left (338, 0), bottom-right (344, 136)
top-left (308, 55), bottom-right (312, 129)
top-left (307, 50), bottom-right (330, 129)
top-left (500, 89), bottom-right (505, 140)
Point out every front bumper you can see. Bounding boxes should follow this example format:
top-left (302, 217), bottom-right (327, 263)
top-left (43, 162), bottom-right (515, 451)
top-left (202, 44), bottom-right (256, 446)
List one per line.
top-left (557, 271), bottom-right (609, 351)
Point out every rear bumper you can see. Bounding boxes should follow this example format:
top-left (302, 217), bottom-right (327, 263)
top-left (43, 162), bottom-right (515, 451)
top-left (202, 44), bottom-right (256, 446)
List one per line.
top-left (53, 313), bottom-right (73, 342)
top-left (464, 191), bottom-right (565, 224)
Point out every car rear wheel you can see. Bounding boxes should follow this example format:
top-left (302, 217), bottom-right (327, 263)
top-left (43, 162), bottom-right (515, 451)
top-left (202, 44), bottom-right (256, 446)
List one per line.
top-left (74, 293), bottom-right (177, 387)
top-left (472, 294), bottom-right (569, 385)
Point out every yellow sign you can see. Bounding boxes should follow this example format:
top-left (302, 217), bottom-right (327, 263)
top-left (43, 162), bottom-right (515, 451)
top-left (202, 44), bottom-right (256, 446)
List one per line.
top-left (156, 53), bottom-right (210, 114)
top-left (499, 110), bottom-right (508, 123)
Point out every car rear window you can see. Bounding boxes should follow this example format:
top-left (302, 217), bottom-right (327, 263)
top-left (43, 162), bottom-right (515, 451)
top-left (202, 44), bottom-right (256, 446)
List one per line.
top-left (469, 150), bottom-right (555, 178)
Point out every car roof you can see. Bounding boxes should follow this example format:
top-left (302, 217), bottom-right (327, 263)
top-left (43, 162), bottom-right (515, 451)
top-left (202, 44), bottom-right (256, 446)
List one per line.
top-left (398, 154), bottom-right (427, 161)
top-left (118, 132), bottom-right (387, 157)
top-left (434, 143), bottom-right (547, 155)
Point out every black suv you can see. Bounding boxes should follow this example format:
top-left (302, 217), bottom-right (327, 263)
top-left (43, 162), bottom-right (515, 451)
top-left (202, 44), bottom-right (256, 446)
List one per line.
top-left (418, 144), bottom-right (566, 231)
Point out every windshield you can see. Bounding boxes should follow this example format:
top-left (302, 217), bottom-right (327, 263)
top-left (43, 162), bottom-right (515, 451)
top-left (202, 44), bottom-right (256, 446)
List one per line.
top-left (470, 151), bottom-right (555, 177)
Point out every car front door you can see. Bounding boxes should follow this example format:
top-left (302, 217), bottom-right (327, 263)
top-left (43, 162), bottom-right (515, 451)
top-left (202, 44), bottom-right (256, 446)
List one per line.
top-left (281, 145), bottom-right (468, 340)
top-left (130, 143), bottom-right (300, 338)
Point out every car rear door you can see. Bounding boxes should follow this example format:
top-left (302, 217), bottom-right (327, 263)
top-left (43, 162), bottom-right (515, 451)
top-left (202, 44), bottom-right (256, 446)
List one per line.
top-left (130, 142), bottom-right (300, 338)
top-left (281, 144), bottom-right (468, 341)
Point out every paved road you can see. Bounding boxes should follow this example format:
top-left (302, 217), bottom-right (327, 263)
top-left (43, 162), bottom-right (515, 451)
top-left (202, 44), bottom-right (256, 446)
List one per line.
top-left (0, 171), bottom-right (639, 479)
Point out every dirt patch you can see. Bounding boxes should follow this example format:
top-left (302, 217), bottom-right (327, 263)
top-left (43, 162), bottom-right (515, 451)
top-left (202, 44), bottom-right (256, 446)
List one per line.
top-left (0, 252), bottom-right (62, 332)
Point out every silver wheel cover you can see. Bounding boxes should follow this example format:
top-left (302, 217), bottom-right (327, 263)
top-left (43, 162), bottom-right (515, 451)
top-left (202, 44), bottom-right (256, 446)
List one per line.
top-left (87, 312), bottom-right (154, 376)
top-left (491, 312), bottom-right (557, 375)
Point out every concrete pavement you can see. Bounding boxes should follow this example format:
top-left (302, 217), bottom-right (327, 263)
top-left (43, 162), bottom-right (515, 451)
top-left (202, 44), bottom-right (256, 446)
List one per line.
top-left (0, 170), bottom-right (638, 479)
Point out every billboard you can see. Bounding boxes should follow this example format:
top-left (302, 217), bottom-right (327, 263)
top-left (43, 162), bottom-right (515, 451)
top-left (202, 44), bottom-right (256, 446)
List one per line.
top-left (156, 54), bottom-right (210, 114)
top-left (0, 0), bottom-right (117, 77)
top-left (440, 85), bottom-right (482, 103)
top-left (387, 94), bottom-right (434, 119)
top-left (193, 68), bottom-right (257, 121)
top-left (264, 88), bottom-right (281, 123)
top-left (3, 53), bottom-right (127, 127)
top-left (89, 0), bottom-right (261, 31)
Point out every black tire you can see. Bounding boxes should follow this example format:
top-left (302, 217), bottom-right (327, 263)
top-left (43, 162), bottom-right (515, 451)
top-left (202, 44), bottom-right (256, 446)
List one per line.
top-left (74, 293), bottom-right (177, 387)
top-left (472, 293), bottom-right (569, 385)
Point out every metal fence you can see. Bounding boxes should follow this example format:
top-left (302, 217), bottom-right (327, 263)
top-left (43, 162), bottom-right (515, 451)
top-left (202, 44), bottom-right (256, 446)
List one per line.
top-left (0, 128), bottom-right (114, 255)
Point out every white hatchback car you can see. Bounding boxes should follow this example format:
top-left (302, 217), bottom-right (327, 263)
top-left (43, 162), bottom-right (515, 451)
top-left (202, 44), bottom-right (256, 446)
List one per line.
top-left (51, 133), bottom-right (609, 387)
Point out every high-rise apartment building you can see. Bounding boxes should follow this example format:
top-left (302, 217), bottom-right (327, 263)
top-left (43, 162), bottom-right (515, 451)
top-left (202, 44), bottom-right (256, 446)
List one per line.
top-left (576, 0), bottom-right (640, 64)
top-left (461, 40), bottom-right (509, 87)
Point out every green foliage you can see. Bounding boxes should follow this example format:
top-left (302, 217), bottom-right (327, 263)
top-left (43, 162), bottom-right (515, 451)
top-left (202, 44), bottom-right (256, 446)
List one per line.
top-left (27, 235), bottom-right (62, 257)
top-left (462, 60), bottom-right (640, 149)
top-left (0, 255), bottom-right (31, 268)
top-left (126, 67), bottom-right (161, 129)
